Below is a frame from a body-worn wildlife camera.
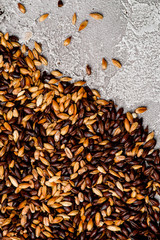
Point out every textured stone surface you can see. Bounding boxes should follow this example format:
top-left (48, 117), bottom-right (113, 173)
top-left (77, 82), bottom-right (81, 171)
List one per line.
top-left (0, 0), bottom-right (160, 144)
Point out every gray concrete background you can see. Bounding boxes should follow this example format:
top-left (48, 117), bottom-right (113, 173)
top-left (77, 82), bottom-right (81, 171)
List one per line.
top-left (1, 0), bottom-right (160, 145)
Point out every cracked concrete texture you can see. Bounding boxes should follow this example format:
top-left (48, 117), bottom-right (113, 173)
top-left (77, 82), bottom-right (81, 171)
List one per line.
top-left (0, 0), bottom-right (160, 145)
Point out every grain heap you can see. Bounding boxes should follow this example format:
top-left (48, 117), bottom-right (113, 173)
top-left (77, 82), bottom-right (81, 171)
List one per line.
top-left (0, 32), bottom-right (159, 240)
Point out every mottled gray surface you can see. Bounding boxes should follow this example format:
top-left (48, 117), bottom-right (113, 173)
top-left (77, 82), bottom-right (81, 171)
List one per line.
top-left (1, 0), bottom-right (160, 144)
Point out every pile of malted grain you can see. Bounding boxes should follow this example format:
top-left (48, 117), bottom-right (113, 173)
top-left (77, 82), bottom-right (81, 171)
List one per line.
top-left (0, 32), bottom-right (159, 240)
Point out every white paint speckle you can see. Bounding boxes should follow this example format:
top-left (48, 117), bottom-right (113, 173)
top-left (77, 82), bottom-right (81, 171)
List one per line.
top-left (23, 31), bottom-right (33, 42)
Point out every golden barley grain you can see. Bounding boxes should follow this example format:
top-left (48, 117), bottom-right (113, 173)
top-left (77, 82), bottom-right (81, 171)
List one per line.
top-left (64, 37), bottom-right (72, 46)
top-left (102, 58), bottom-right (107, 70)
top-left (18, 3), bottom-right (26, 14)
top-left (64, 147), bottom-right (73, 159)
top-left (112, 59), bottom-right (122, 68)
top-left (79, 20), bottom-right (88, 31)
top-left (107, 226), bottom-right (121, 232)
top-left (51, 70), bottom-right (63, 77)
top-left (72, 13), bottom-right (77, 25)
top-left (39, 14), bottom-right (49, 22)
top-left (39, 56), bottom-right (48, 65)
top-left (34, 41), bottom-right (42, 53)
top-left (89, 13), bottom-right (103, 20)
top-left (92, 187), bottom-right (103, 197)
top-left (8, 175), bottom-right (18, 187)
top-left (135, 107), bottom-right (147, 114)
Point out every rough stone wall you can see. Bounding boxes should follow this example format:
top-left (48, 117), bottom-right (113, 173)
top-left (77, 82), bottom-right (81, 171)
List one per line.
top-left (1, 0), bottom-right (160, 145)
